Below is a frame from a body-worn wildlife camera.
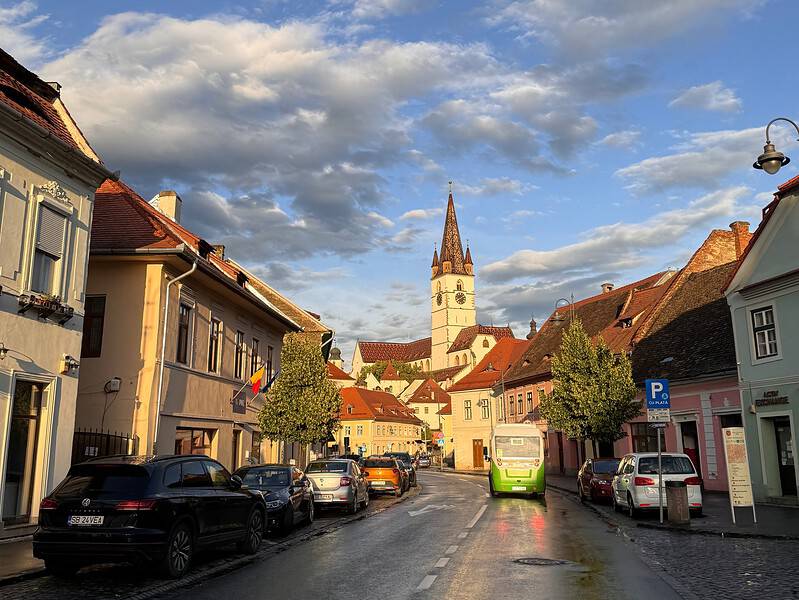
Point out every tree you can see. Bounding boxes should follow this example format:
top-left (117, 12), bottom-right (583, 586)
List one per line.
top-left (258, 335), bottom-right (342, 449)
top-left (539, 318), bottom-right (640, 454)
top-left (355, 360), bottom-right (423, 386)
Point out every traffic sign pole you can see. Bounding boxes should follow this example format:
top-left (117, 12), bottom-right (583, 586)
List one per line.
top-left (658, 427), bottom-right (663, 524)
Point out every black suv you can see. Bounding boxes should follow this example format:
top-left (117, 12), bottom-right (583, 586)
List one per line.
top-left (33, 455), bottom-right (266, 578)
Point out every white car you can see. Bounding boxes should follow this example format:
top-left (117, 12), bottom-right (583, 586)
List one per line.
top-left (611, 452), bottom-right (703, 518)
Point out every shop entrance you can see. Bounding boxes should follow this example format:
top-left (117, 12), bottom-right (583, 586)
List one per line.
top-left (680, 420), bottom-right (701, 478)
top-left (774, 418), bottom-right (796, 496)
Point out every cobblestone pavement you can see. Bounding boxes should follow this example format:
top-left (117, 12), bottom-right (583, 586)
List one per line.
top-left (0, 490), bottom-right (417, 600)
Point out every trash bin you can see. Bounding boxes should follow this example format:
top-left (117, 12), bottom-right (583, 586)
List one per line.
top-left (665, 480), bottom-right (689, 524)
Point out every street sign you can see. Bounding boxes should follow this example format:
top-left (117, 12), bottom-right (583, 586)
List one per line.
top-left (647, 409), bottom-right (670, 423)
top-left (645, 379), bottom-right (670, 422)
top-left (437, 438), bottom-right (445, 447)
top-left (433, 431), bottom-right (444, 441)
top-left (722, 427), bottom-right (757, 525)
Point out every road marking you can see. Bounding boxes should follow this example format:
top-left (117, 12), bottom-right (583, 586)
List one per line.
top-left (446, 545), bottom-right (458, 554)
top-left (417, 575), bottom-right (437, 590)
top-left (408, 504), bottom-right (454, 517)
top-left (458, 478), bottom-right (471, 482)
top-left (466, 504), bottom-right (487, 528)
top-left (458, 531), bottom-right (468, 539)
top-left (435, 558), bottom-right (450, 568)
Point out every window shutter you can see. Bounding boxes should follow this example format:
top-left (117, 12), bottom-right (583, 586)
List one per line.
top-left (36, 206), bottom-right (66, 257)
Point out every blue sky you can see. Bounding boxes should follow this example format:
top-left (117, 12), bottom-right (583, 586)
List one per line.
top-left (3, 0), bottom-right (797, 366)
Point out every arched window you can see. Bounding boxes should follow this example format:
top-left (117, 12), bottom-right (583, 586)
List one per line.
top-left (482, 339), bottom-right (490, 348)
top-left (454, 355), bottom-right (460, 366)
top-left (456, 280), bottom-right (463, 291)
top-left (462, 353), bottom-right (468, 365)
top-left (436, 282), bottom-right (442, 293)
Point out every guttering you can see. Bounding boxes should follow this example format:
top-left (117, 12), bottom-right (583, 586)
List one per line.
top-left (153, 260), bottom-right (197, 454)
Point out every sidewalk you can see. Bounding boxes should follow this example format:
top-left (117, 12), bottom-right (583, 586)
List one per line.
top-left (0, 537), bottom-right (44, 585)
top-left (546, 473), bottom-right (799, 540)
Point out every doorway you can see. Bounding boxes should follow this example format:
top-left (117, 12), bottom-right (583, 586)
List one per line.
top-left (2, 381), bottom-right (45, 526)
top-left (774, 418), bottom-right (796, 496)
top-left (680, 421), bottom-right (701, 477)
top-left (472, 439), bottom-right (484, 469)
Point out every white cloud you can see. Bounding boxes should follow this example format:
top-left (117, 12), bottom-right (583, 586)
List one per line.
top-left (599, 129), bottom-right (641, 148)
top-left (400, 207), bottom-right (444, 220)
top-left (0, 1), bottom-right (50, 65)
top-left (456, 177), bottom-right (535, 197)
top-left (350, 0), bottom-right (432, 19)
top-left (669, 81), bottom-right (742, 113)
top-left (482, 186), bottom-right (758, 283)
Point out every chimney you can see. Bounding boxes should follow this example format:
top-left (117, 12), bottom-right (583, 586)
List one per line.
top-left (729, 221), bottom-right (751, 259)
top-left (212, 244), bottom-right (225, 259)
top-left (601, 282), bottom-right (614, 294)
top-left (150, 190), bottom-right (182, 223)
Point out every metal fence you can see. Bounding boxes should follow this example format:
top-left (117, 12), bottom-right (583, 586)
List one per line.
top-left (72, 428), bottom-right (137, 464)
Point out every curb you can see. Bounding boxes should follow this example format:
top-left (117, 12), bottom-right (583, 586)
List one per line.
top-left (0, 567), bottom-right (46, 587)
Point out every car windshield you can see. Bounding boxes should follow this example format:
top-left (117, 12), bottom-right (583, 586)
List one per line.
top-left (306, 461), bottom-right (348, 473)
top-left (592, 459), bottom-right (620, 474)
top-left (385, 453), bottom-right (411, 462)
top-left (638, 456), bottom-right (695, 475)
top-left (495, 435), bottom-right (540, 459)
top-left (363, 459), bottom-right (393, 468)
top-left (239, 468), bottom-right (289, 488)
top-left (54, 464), bottom-right (150, 499)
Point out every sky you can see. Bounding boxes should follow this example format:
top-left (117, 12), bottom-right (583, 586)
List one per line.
top-left (3, 0), bottom-right (797, 368)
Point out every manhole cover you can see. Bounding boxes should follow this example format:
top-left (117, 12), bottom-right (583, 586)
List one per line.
top-left (513, 557), bottom-right (571, 567)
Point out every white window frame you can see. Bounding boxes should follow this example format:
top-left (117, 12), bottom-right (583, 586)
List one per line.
top-left (747, 302), bottom-right (782, 365)
top-left (208, 316), bottom-right (223, 373)
top-left (27, 190), bottom-right (74, 297)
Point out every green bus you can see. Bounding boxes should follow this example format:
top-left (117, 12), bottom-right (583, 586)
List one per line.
top-left (485, 423), bottom-right (546, 498)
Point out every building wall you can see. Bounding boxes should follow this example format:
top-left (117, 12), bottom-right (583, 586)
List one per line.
top-left (333, 419), bottom-right (422, 456)
top-left (0, 134), bottom-right (98, 529)
top-left (408, 401), bottom-right (448, 432)
top-left (450, 388), bottom-right (494, 471)
top-left (431, 272), bottom-right (475, 370)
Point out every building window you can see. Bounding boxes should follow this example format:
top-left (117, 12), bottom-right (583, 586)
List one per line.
top-left (517, 394), bottom-right (523, 415)
top-left (630, 423), bottom-right (659, 453)
top-left (498, 397), bottom-right (504, 420)
top-left (175, 427), bottom-right (214, 456)
top-left (456, 280), bottom-right (463, 291)
top-left (176, 303), bottom-right (191, 364)
top-left (357, 425), bottom-right (363, 436)
top-left (751, 306), bottom-right (779, 359)
top-left (481, 399), bottom-right (490, 420)
top-left (719, 413), bottom-right (743, 429)
top-left (344, 426), bottom-right (351, 436)
top-left (267, 345), bottom-right (274, 381)
top-left (526, 391), bottom-right (533, 412)
top-left (509, 395), bottom-right (515, 415)
top-left (464, 400), bottom-right (472, 420)
top-left (208, 318), bottom-right (221, 373)
top-left (250, 338), bottom-right (260, 375)
top-left (251, 431), bottom-right (262, 463)
top-left (31, 206), bottom-right (66, 294)
top-left (234, 331), bottom-right (245, 379)
top-left (81, 296), bottom-right (106, 358)
top-left (424, 406), bottom-right (429, 414)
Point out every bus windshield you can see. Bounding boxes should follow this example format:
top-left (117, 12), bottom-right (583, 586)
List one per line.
top-left (495, 435), bottom-right (540, 459)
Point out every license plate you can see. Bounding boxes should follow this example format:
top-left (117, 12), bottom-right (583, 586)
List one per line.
top-left (371, 480), bottom-right (385, 486)
top-left (69, 515), bottom-right (104, 526)
top-left (319, 494), bottom-right (333, 501)
top-left (511, 486), bottom-right (527, 491)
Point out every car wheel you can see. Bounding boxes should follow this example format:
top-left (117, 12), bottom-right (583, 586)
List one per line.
top-left (306, 499), bottom-right (315, 524)
top-left (360, 491), bottom-right (369, 509)
top-left (160, 522), bottom-right (193, 579)
top-left (280, 505), bottom-right (295, 535)
top-left (237, 508), bottom-right (264, 555)
top-left (627, 493), bottom-right (638, 519)
top-left (489, 477), bottom-right (499, 497)
top-left (44, 559), bottom-right (80, 578)
top-left (349, 494), bottom-right (359, 514)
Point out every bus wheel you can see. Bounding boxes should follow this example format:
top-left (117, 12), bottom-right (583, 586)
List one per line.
top-left (489, 477), bottom-right (499, 497)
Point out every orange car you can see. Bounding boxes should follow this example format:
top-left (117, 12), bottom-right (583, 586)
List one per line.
top-left (362, 457), bottom-right (404, 497)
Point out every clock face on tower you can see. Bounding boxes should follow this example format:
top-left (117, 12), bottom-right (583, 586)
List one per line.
top-left (436, 292), bottom-right (443, 305)
top-left (455, 292), bottom-right (466, 305)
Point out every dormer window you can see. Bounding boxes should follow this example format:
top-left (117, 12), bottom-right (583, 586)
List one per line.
top-left (620, 317), bottom-right (633, 328)
top-left (347, 404), bottom-right (354, 415)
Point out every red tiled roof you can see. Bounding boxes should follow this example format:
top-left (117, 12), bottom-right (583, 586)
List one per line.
top-left (327, 362), bottom-right (353, 381)
top-left (447, 325), bottom-right (515, 353)
top-left (448, 338), bottom-right (530, 392)
top-left (380, 361), bottom-right (402, 380)
top-left (340, 388), bottom-right (423, 425)
top-left (0, 49), bottom-right (79, 150)
top-left (430, 364), bottom-right (467, 383)
top-left (358, 338), bottom-right (431, 363)
top-left (407, 379), bottom-right (451, 404)
top-left (437, 403), bottom-right (452, 415)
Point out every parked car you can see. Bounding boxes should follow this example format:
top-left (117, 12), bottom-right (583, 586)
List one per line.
top-left (304, 459), bottom-right (368, 514)
top-left (611, 452), bottom-right (703, 518)
top-left (417, 454), bottom-right (431, 468)
top-left (577, 458), bottom-right (620, 503)
top-left (363, 457), bottom-right (404, 496)
top-left (33, 455), bottom-right (265, 579)
top-left (233, 464), bottom-right (313, 534)
top-left (386, 453), bottom-right (417, 488)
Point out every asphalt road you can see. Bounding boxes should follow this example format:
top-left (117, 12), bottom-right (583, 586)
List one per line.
top-left (169, 471), bottom-right (683, 600)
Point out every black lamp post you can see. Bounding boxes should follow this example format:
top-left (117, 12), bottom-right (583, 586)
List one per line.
top-left (753, 117), bottom-right (799, 175)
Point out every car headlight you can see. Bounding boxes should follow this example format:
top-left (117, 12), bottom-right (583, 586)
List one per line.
top-left (265, 500), bottom-right (282, 509)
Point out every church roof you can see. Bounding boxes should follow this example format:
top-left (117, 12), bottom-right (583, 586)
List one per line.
top-left (380, 361), bottom-right (402, 380)
top-left (407, 378), bottom-right (451, 404)
top-left (447, 325), bottom-right (515, 353)
top-left (357, 338), bottom-right (431, 363)
top-left (436, 191), bottom-right (468, 275)
top-left (464, 245), bottom-right (473, 265)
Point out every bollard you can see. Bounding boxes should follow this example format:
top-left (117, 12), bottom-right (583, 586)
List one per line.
top-left (665, 480), bottom-right (690, 524)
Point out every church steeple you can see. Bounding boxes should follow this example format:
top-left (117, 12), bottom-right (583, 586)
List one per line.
top-left (438, 182), bottom-right (467, 276)
top-left (431, 243), bottom-right (440, 278)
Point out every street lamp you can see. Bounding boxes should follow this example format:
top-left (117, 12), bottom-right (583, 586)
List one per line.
top-left (0, 343), bottom-right (7, 360)
top-left (753, 117), bottom-right (799, 174)
top-left (552, 295), bottom-right (574, 322)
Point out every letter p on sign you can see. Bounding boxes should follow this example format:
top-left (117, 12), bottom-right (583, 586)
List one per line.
top-left (645, 379), bottom-right (670, 409)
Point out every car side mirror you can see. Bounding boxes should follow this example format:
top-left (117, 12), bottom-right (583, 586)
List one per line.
top-left (482, 447), bottom-right (490, 461)
top-left (230, 474), bottom-right (243, 489)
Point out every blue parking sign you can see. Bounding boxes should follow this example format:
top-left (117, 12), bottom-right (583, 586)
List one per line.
top-left (645, 379), bottom-right (670, 409)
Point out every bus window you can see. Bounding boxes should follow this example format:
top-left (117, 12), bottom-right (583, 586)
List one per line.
top-left (495, 436), bottom-right (540, 458)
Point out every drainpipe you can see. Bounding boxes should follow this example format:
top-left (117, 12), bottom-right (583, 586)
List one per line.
top-left (153, 261), bottom-right (197, 455)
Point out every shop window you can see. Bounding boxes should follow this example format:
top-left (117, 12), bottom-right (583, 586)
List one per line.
top-left (630, 423), bottom-right (658, 453)
top-left (175, 427), bottom-right (215, 456)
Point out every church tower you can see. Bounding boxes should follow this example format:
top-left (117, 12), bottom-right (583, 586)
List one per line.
top-left (430, 184), bottom-right (476, 370)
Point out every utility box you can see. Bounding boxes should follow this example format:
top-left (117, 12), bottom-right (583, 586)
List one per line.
top-left (665, 480), bottom-right (690, 524)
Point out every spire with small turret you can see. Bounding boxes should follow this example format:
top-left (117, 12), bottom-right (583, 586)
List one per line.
top-left (436, 181), bottom-right (467, 277)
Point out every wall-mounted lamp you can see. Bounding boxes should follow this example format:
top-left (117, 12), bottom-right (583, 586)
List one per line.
top-left (60, 354), bottom-right (80, 374)
top-left (0, 343), bottom-right (7, 360)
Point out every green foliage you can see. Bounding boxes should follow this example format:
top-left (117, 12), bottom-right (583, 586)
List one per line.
top-left (539, 318), bottom-right (640, 444)
top-left (258, 335), bottom-right (342, 446)
top-left (355, 360), bottom-right (423, 385)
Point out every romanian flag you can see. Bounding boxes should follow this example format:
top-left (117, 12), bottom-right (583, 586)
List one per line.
top-left (249, 366), bottom-right (266, 395)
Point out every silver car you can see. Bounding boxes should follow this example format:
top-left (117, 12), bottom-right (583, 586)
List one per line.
top-left (305, 459), bottom-right (369, 514)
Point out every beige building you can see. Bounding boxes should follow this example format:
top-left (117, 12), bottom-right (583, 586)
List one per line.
top-left (448, 338), bottom-right (529, 471)
top-left (350, 188), bottom-right (514, 386)
top-left (333, 387), bottom-right (423, 456)
top-left (74, 179), bottom-right (303, 473)
top-left (406, 378), bottom-right (453, 458)
top-left (0, 49), bottom-right (111, 532)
